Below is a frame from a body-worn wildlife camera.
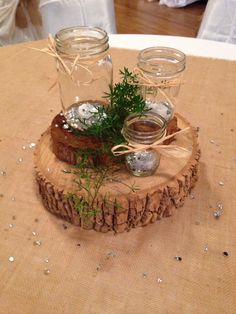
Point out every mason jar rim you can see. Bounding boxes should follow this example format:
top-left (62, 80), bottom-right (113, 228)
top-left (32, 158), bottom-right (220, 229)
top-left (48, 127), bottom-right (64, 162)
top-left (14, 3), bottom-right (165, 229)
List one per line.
top-left (55, 26), bottom-right (109, 56)
top-left (138, 46), bottom-right (186, 76)
top-left (122, 112), bottom-right (167, 144)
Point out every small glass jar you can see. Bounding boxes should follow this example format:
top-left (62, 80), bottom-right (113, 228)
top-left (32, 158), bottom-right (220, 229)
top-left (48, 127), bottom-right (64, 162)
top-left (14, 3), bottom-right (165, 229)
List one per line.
top-left (122, 113), bottom-right (167, 177)
top-left (55, 26), bottom-right (113, 129)
top-left (137, 47), bottom-right (185, 122)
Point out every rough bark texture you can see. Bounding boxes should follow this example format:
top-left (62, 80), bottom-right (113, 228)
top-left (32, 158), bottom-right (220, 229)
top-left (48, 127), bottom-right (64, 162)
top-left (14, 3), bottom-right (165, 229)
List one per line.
top-left (35, 114), bottom-right (200, 233)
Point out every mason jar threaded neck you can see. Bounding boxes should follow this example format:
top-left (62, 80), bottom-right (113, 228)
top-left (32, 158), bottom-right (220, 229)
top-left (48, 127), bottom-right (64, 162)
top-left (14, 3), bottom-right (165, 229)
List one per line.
top-left (122, 113), bottom-right (167, 145)
top-left (138, 47), bottom-right (186, 77)
top-left (55, 26), bottom-right (109, 57)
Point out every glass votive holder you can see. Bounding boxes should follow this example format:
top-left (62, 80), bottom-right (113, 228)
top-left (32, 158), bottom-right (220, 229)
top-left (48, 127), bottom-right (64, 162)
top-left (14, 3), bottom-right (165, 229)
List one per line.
top-left (122, 112), bottom-right (167, 177)
top-left (137, 47), bottom-right (186, 122)
top-left (55, 26), bottom-right (113, 129)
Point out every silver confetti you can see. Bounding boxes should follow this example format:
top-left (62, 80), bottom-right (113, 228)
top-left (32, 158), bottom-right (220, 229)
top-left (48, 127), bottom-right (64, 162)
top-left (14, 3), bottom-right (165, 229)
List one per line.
top-left (0, 170), bottom-right (6, 176)
top-left (174, 256), bottom-right (182, 262)
top-left (218, 181), bottom-right (224, 186)
top-left (157, 278), bottom-right (163, 283)
top-left (54, 124), bottom-right (59, 128)
top-left (17, 157), bottom-right (23, 163)
top-left (62, 123), bottom-right (69, 130)
top-left (9, 224), bottom-right (13, 228)
top-left (44, 269), bottom-right (51, 275)
top-left (33, 240), bottom-right (42, 246)
top-left (44, 258), bottom-right (49, 263)
top-left (22, 145), bottom-right (27, 150)
top-left (29, 143), bottom-right (36, 149)
top-left (11, 197), bottom-right (15, 201)
top-left (204, 245), bottom-right (208, 252)
top-left (60, 112), bottom-right (64, 116)
top-left (32, 231), bottom-right (37, 236)
top-left (47, 168), bottom-right (50, 172)
top-left (213, 210), bottom-right (222, 219)
top-left (209, 139), bottom-right (215, 144)
top-left (190, 194), bottom-right (195, 199)
top-left (9, 256), bottom-right (15, 262)
top-left (107, 252), bottom-right (116, 258)
top-left (142, 272), bottom-right (148, 278)
top-left (217, 203), bottom-right (223, 210)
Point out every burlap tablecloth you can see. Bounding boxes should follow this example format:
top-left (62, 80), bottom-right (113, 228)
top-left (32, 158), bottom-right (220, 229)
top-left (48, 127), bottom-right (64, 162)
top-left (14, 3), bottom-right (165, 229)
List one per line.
top-left (0, 41), bottom-right (236, 314)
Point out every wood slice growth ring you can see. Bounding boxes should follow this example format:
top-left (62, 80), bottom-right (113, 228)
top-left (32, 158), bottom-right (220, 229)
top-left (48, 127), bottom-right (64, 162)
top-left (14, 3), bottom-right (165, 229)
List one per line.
top-left (35, 113), bottom-right (200, 233)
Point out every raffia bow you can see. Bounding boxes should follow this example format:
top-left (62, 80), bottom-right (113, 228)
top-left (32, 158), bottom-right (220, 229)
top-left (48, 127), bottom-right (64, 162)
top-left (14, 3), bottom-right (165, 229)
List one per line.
top-left (30, 34), bottom-right (94, 84)
top-left (112, 127), bottom-right (191, 158)
top-left (133, 67), bottom-right (183, 88)
top-left (132, 67), bottom-right (184, 111)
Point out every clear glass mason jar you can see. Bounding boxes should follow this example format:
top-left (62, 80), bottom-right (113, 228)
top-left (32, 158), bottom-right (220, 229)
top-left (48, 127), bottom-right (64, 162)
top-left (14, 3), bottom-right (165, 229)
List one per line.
top-left (122, 113), bottom-right (167, 177)
top-left (55, 26), bottom-right (113, 129)
top-left (137, 47), bottom-right (185, 123)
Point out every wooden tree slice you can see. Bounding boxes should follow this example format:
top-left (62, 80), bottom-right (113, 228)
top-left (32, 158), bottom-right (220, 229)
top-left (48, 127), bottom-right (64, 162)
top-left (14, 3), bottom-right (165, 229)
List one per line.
top-left (34, 113), bottom-right (200, 233)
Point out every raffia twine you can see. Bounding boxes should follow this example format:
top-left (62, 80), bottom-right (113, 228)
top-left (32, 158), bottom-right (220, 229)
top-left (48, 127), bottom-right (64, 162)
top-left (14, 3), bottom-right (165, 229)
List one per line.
top-left (31, 36), bottom-right (189, 158)
top-left (30, 34), bottom-right (94, 85)
top-left (112, 127), bottom-right (191, 158)
top-left (111, 68), bottom-right (188, 158)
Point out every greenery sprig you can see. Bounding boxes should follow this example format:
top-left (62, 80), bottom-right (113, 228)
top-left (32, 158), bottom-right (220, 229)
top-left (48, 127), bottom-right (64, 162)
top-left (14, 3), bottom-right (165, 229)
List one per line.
top-left (65, 68), bottom-right (145, 219)
top-left (72, 67), bottom-right (149, 146)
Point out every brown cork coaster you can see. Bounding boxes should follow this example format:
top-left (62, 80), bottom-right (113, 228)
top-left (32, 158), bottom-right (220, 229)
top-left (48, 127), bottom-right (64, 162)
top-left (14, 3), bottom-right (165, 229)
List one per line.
top-left (34, 113), bottom-right (200, 233)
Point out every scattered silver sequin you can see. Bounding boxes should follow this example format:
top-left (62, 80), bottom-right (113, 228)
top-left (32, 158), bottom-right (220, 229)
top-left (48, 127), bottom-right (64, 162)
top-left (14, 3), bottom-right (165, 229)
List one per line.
top-left (33, 240), bottom-right (42, 246)
top-left (209, 139), bottom-right (215, 144)
top-left (142, 272), bottom-right (148, 278)
top-left (9, 256), bottom-right (15, 262)
top-left (11, 197), bottom-right (15, 201)
top-left (107, 251), bottom-right (116, 258)
top-left (217, 203), bottom-right (223, 210)
top-left (157, 278), bottom-right (163, 283)
top-left (219, 181), bottom-right (224, 186)
top-left (47, 168), bottom-right (50, 172)
top-left (214, 210), bottom-right (222, 219)
top-left (22, 145), bottom-right (27, 150)
top-left (62, 123), bottom-right (69, 130)
top-left (54, 124), bottom-right (59, 128)
top-left (29, 143), bottom-right (36, 149)
top-left (32, 231), bottom-right (37, 236)
top-left (174, 256), bottom-right (182, 262)
top-left (44, 258), bottom-right (49, 263)
top-left (17, 157), bottom-right (23, 163)
top-left (60, 112), bottom-right (64, 116)
top-left (204, 245), bottom-right (208, 252)
top-left (9, 224), bottom-right (13, 228)
top-left (190, 194), bottom-right (195, 199)
top-left (0, 170), bottom-right (6, 176)
top-left (44, 269), bottom-right (51, 275)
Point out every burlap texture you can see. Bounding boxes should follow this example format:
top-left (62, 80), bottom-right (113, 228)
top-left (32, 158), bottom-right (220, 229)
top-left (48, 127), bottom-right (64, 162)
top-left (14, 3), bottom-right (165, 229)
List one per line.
top-left (0, 41), bottom-right (236, 314)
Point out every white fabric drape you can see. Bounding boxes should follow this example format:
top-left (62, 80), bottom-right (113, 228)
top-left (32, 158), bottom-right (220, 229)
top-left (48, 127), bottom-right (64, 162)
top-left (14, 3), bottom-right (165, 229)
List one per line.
top-left (159, 0), bottom-right (200, 8)
top-left (198, 0), bottom-right (236, 44)
top-left (0, 0), bottom-right (116, 46)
